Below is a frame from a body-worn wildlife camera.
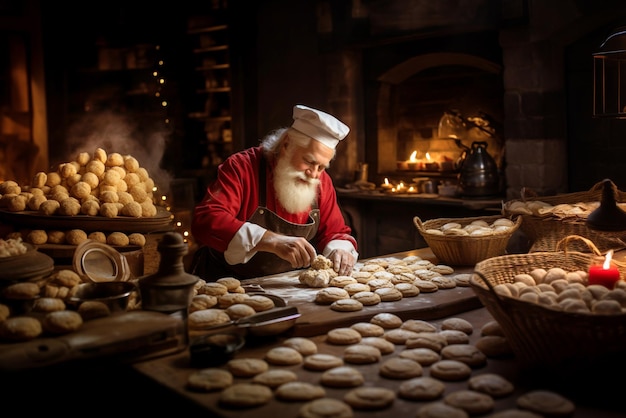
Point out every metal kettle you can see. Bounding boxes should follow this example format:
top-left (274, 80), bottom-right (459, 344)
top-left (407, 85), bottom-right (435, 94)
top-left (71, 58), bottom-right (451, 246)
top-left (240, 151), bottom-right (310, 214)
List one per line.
top-left (458, 141), bottom-right (500, 197)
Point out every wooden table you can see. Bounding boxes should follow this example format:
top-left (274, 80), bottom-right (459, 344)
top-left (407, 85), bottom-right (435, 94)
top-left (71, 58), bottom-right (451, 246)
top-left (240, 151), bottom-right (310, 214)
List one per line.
top-left (130, 248), bottom-right (623, 418)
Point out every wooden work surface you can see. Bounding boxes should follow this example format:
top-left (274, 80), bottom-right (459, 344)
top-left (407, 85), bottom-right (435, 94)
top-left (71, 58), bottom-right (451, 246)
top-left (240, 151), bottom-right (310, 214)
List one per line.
top-left (131, 248), bottom-right (624, 418)
top-left (240, 247), bottom-right (482, 337)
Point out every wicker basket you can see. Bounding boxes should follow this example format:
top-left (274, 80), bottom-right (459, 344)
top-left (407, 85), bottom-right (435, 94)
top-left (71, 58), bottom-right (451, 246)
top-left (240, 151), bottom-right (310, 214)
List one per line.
top-left (470, 235), bottom-right (626, 372)
top-left (413, 214), bottom-right (522, 266)
top-left (502, 180), bottom-right (626, 253)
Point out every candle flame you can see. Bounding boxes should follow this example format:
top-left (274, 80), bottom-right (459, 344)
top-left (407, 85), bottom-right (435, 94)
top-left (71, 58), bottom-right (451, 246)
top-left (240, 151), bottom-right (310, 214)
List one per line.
top-left (384, 178), bottom-right (390, 185)
top-left (425, 152), bottom-right (431, 161)
top-left (409, 150), bottom-right (418, 162)
top-left (604, 250), bottom-right (614, 269)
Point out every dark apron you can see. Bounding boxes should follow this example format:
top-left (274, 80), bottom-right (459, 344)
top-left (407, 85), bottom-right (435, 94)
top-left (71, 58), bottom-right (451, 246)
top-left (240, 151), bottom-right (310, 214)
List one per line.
top-left (192, 156), bottom-right (319, 281)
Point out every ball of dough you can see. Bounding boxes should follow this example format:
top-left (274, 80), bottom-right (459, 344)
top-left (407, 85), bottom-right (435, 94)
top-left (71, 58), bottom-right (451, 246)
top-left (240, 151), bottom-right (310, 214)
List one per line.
top-left (70, 181), bottom-right (92, 199)
top-left (39, 199), bottom-right (60, 215)
top-left (7, 195), bottom-right (27, 212)
top-left (93, 147), bottom-right (107, 164)
top-left (81, 199), bottom-right (100, 216)
top-left (47, 230), bottom-right (66, 244)
top-left (27, 229), bottom-right (48, 245)
top-left (32, 171), bottom-right (47, 188)
top-left (106, 152), bottom-right (124, 167)
top-left (103, 169), bottom-right (121, 186)
top-left (45, 172), bottom-right (61, 187)
top-left (99, 190), bottom-right (119, 204)
top-left (129, 184), bottom-right (148, 202)
top-left (0, 180), bottom-right (20, 194)
top-left (59, 162), bottom-right (77, 178)
top-left (76, 151), bottom-right (90, 166)
top-left (88, 231), bottom-right (107, 243)
top-left (128, 233), bottom-right (146, 247)
top-left (123, 155), bottom-right (140, 172)
top-left (86, 160), bottom-right (105, 179)
top-left (66, 229), bottom-right (88, 245)
top-left (136, 167), bottom-right (149, 181)
top-left (107, 231), bottom-right (129, 246)
top-left (99, 202), bottom-right (119, 218)
top-left (58, 197), bottom-right (81, 216)
top-left (140, 200), bottom-right (157, 217)
top-left (121, 201), bottom-right (142, 217)
top-left (81, 171), bottom-right (99, 189)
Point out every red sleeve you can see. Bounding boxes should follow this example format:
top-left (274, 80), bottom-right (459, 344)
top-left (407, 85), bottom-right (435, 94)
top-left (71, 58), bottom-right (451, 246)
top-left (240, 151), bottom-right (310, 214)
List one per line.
top-left (314, 172), bottom-right (358, 252)
top-left (191, 148), bottom-right (262, 252)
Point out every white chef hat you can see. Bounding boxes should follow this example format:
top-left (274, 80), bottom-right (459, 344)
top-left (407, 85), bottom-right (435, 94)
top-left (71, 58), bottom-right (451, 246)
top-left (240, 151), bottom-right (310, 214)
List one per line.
top-left (291, 104), bottom-right (350, 149)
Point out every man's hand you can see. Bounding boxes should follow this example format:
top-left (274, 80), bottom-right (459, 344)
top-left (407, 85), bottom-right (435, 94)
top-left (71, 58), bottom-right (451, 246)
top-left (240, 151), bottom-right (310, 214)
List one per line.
top-left (255, 231), bottom-right (317, 269)
top-left (327, 248), bottom-right (357, 276)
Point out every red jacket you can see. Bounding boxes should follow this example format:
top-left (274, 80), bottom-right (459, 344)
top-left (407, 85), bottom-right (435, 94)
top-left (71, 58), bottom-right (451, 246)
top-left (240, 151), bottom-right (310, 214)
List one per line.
top-left (191, 146), bottom-right (357, 253)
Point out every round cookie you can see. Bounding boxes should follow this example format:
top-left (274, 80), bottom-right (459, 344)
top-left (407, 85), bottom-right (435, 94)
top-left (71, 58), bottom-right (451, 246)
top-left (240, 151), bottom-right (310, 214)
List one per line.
top-left (0, 316), bottom-right (42, 341)
top-left (303, 353), bottom-right (344, 371)
top-left (2, 282), bottom-right (40, 299)
top-left (441, 317), bottom-right (474, 335)
top-left (283, 337), bottom-right (318, 356)
top-left (265, 346), bottom-right (304, 366)
top-left (188, 309), bottom-right (231, 330)
top-left (199, 282), bottom-right (228, 297)
top-left (343, 282), bottom-right (369, 295)
top-left (370, 312), bottom-right (402, 329)
top-left (405, 332), bottom-right (449, 352)
top-left (444, 390), bottom-right (495, 415)
top-left (431, 276), bottom-right (457, 289)
top-left (343, 344), bottom-right (382, 364)
top-left (401, 319), bottom-right (438, 333)
top-left (252, 369), bottom-right (298, 389)
top-left (360, 336), bottom-right (396, 355)
top-left (414, 279), bottom-right (439, 293)
top-left (468, 373), bottom-right (515, 398)
top-left (399, 347), bottom-right (441, 366)
top-left (374, 287), bottom-right (403, 302)
top-left (439, 329), bottom-right (470, 345)
top-left (43, 310), bottom-right (83, 334)
top-left (226, 357), bottom-right (269, 377)
top-left (330, 275), bottom-right (358, 288)
top-left (216, 276), bottom-right (241, 291)
top-left (429, 360), bottom-right (472, 381)
top-left (440, 344), bottom-right (487, 368)
top-left (218, 383), bottom-right (273, 408)
top-left (480, 320), bottom-right (505, 337)
top-left (379, 357), bottom-right (423, 379)
top-left (275, 381), bottom-right (326, 401)
top-left (77, 301), bottom-right (111, 320)
top-left (351, 291), bottom-right (381, 306)
top-left (315, 287), bottom-right (350, 305)
top-left (320, 366), bottom-right (364, 388)
top-left (350, 322), bottom-right (385, 337)
top-left (431, 264), bottom-right (454, 275)
top-left (416, 402), bottom-right (469, 418)
top-left (187, 368), bottom-right (233, 392)
top-left (326, 327), bottom-right (362, 345)
top-left (384, 328), bottom-right (420, 345)
top-left (225, 303), bottom-right (256, 319)
top-left (453, 273), bottom-right (472, 287)
top-left (343, 386), bottom-right (396, 410)
top-left (331, 298), bottom-right (363, 312)
top-left (398, 376), bottom-right (446, 401)
top-left (395, 282), bottom-right (420, 297)
top-left (299, 398), bottom-right (354, 418)
top-left (32, 297), bottom-right (66, 313)
top-left (243, 294), bottom-right (275, 311)
top-left (217, 292), bottom-right (249, 308)
top-left (516, 390), bottom-right (576, 416)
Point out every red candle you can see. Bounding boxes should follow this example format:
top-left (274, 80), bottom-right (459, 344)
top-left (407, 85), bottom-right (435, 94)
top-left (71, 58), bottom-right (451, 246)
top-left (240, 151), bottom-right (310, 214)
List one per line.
top-left (588, 250), bottom-right (620, 289)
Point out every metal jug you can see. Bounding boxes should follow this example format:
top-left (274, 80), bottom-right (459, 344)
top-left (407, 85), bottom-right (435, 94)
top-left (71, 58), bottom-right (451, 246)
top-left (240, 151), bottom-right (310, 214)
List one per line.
top-left (458, 141), bottom-right (500, 197)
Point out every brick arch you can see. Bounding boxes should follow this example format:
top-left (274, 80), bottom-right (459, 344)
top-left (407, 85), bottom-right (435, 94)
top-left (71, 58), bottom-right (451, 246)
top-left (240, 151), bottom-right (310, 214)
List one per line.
top-left (378, 52), bottom-right (502, 84)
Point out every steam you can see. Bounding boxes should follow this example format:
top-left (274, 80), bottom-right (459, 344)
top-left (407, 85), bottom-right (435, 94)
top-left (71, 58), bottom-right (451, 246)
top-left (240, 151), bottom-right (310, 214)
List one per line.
top-left (61, 111), bottom-right (173, 195)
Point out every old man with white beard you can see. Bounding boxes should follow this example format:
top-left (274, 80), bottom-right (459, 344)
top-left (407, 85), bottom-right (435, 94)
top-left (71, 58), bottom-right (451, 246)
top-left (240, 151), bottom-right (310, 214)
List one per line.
top-left (191, 104), bottom-right (358, 281)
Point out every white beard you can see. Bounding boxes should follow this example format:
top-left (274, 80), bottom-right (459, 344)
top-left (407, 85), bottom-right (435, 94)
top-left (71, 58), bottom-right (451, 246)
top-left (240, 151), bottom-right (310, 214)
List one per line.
top-left (273, 156), bottom-right (319, 214)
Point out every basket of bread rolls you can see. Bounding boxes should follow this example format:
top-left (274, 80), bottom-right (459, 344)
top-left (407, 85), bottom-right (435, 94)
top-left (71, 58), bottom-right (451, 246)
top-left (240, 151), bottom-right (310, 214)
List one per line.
top-left (470, 235), bottom-right (626, 374)
top-left (413, 214), bottom-right (522, 266)
top-left (503, 179), bottom-right (626, 253)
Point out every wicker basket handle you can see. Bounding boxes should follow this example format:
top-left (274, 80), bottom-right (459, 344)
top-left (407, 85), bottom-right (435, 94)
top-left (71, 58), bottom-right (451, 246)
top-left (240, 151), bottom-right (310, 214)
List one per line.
top-left (413, 216), bottom-right (424, 231)
top-left (555, 235), bottom-right (603, 256)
